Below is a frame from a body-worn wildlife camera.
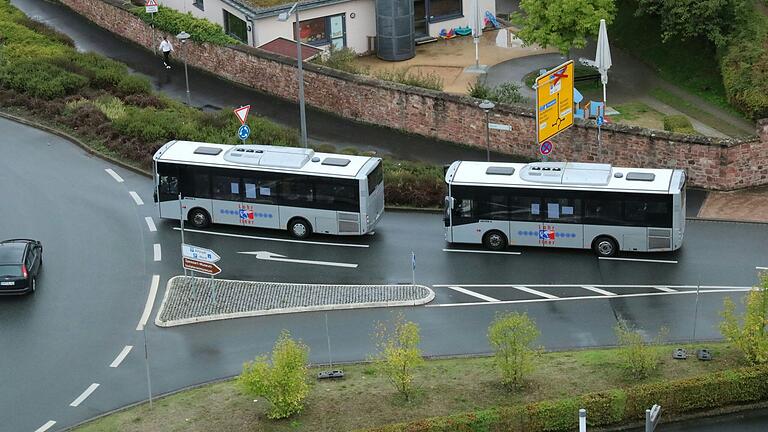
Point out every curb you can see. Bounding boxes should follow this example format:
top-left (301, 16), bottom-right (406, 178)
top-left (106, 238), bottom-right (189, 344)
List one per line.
top-left (154, 276), bottom-right (436, 328)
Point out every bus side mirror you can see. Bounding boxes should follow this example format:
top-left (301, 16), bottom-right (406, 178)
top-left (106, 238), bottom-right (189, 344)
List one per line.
top-left (445, 196), bottom-right (455, 210)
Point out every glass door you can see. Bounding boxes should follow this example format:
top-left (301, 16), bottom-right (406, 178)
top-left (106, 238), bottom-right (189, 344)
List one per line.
top-left (414, 0), bottom-right (427, 37)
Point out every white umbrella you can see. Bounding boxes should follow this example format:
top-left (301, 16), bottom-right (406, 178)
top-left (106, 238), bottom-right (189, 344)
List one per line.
top-left (595, 18), bottom-right (612, 105)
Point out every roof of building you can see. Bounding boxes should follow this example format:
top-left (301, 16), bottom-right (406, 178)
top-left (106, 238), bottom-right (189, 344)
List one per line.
top-left (258, 37), bottom-right (322, 60)
top-left (228, 0), bottom-right (353, 18)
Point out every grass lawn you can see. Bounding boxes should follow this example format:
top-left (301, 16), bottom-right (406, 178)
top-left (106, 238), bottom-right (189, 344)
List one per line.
top-left (609, 102), bottom-right (666, 130)
top-left (75, 343), bottom-right (745, 432)
top-left (649, 88), bottom-right (750, 138)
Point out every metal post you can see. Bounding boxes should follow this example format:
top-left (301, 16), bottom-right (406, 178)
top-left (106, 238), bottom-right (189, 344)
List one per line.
top-left (151, 13), bottom-right (156, 55)
top-left (692, 282), bottom-right (701, 342)
top-left (602, 83), bottom-right (607, 107)
top-left (411, 251), bottom-right (416, 285)
top-left (179, 193), bottom-right (187, 277)
top-left (143, 327), bottom-right (153, 408)
top-left (579, 408), bottom-right (586, 432)
top-left (485, 110), bottom-right (491, 162)
top-left (294, 10), bottom-right (308, 148)
top-left (645, 409), bottom-right (651, 432)
top-left (325, 312), bottom-right (333, 368)
top-left (183, 55), bottom-right (191, 106)
top-left (474, 37), bottom-right (480, 69)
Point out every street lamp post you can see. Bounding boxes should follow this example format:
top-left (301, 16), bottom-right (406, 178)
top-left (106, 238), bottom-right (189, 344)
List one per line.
top-left (479, 100), bottom-right (495, 162)
top-left (176, 31), bottom-right (191, 106)
top-left (278, 3), bottom-right (308, 148)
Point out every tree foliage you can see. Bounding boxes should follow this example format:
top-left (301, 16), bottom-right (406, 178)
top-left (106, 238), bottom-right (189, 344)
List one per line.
top-left (487, 312), bottom-right (541, 388)
top-left (517, 0), bottom-right (617, 55)
top-left (372, 314), bottom-right (424, 401)
top-left (614, 320), bottom-right (668, 380)
top-left (720, 275), bottom-right (768, 364)
top-left (636, 0), bottom-right (752, 48)
top-left (238, 331), bottom-right (310, 419)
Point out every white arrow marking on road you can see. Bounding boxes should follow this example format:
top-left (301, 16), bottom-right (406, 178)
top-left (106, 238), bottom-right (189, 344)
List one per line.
top-left (238, 251), bottom-right (358, 268)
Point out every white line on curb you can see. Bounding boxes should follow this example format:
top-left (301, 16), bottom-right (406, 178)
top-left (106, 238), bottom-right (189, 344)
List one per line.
top-left (581, 285), bottom-right (617, 296)
top-left (153, 244), bottom-right (161, 262)
top-left (34, 421), bottom-right (57, 432)
top-left (442, 249), bottom-right (521, 255)
top-left (69, 383), bottom-right (99, 407)
top-left (173, 227), bottom-right (369, 248)
top-left (513, 286), bottom-right (559, 299)
top-left (447, 286), bottom-right (499, 302)
top-left (129, 191), bottom-right (144, 206)
top-left (104, 168), bottom-right (123, 183)
top-left (137, 275), bottom-right (160, 331)
top-left (599, 257), bottom-right (678, 264)
top-left (145, 217), bottom-right (157, 232)
top-left (109, 345), bottom-right (133, 368)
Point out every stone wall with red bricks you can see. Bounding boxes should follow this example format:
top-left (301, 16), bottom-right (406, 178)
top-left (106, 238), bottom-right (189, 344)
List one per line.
top-left (59, 0), bottom-right (768, 190)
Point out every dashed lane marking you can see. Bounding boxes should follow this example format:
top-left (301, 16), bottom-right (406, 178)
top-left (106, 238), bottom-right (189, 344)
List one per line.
top-left (442, 249), bottom-right (521, 255)
top-left (173, 227), bottom-right (369, 248)
top-left (69, 383), bottom-right (99, 407)
top-left (153, 244), bottom-right (161, 261)
top-left (599, 257), bottom-right (678, 264)
top-left (34, 421), bottom-right (56, 432)
top-left (145, 217), bottom-right (157, 232)
top-left (129, 191), bottom-right (144, 206)
top-left (136, 275), bottom-right (160, 331)
top-left (104, 168), bottom-right (124, 183)
top-left (446, 286), bottom-right (500, 302)
top-left (109, 345), bottom-right (133, 368)
top-left (581, 285), bottom-right (617, 296)
top-left (513, 285), bottom-right (558, 299)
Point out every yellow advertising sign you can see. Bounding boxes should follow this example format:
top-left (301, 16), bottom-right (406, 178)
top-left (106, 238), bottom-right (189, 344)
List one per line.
top-left (535, 60), bottom-right (574, 144)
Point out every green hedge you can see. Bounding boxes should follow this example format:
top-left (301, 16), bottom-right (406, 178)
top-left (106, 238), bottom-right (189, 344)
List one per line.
top-left (0, 61), bottom-right (88, 99)
top-left (365, 365), bottom-right (768, 432)
top-left (662, 115), bottom-right (696, 134)
top-left (721, 11), bottom-right (768, 120)
top-left (132, 6), bottom-right (241, 46)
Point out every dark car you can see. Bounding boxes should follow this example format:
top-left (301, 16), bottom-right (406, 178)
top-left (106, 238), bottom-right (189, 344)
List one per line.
top-left (0, 239), bottom-right (43, 295)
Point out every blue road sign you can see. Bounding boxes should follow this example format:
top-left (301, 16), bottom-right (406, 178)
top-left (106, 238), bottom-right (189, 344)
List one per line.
top-left (540, 140), bottom-right (553, 155)
top-left (411, 251), bottom-right (416, 270)
top-left (597, 115), bottom-right (604, 127)
top-left (238, 124), bottom-right (251, 141)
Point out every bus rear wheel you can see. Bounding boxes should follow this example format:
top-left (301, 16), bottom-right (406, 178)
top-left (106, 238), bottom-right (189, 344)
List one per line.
top-left (289, 218), bottom-right (312, 239)
top-left (483, 230), bottom-right (507, 251)
top-left (188, 208), bottom-right (211, 229)
top-left (593, 236), bottom-right (618, 257)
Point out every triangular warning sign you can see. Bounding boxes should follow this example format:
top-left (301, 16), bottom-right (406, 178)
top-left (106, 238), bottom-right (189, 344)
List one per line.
top-left (234, 105), bottom-right (250, 125)
top-left (146, 0), bottom-right (159, 6)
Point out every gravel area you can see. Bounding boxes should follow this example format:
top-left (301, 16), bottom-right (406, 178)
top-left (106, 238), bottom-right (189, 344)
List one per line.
top-left (155, 276), bottom-right (435, 327)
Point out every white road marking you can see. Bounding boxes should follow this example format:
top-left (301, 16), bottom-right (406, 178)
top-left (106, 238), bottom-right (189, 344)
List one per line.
top-left (238, 251), bottom-right (358, 268)
top-left (129, 191), bottom-right (144, 206)
top-left (654, 286), bottom-right (677, 293)
top-left (136, 275), bottom-right (160, 331)
top-left (433, 283), bottom-right (748, 289)
top-left (173, 227), bottom-right (369, 248)
top-left (513, 286), bottom-right (558, 299)
top-left (428, 288), bottom-right (753, 308)
top-left (34, 421), bottom-right (56, 432)
top-left (104, 168), bottom-right (124, 183)
top-left (153, 244), bottom-right (161, 261)
top-left (109, 345), bottom-right (133, 368)
top-left (581, 285), bottom-right (617, 296)
top-left (757, 266), bottom-right (768, 270)
top-left (599, 257), bottom-right (678, 264)
top-left (145, 217), bottom-right (157, 232)
top-left (69, 383), bottom-right (99, 407)
top-left (447, 286), bottom-right (499, 302)
top-left (443, 248), bottom-right (521, 255)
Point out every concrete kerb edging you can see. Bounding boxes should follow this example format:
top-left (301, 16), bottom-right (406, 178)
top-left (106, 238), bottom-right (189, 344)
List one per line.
top-left (154, 276), bottom-right (436, 328)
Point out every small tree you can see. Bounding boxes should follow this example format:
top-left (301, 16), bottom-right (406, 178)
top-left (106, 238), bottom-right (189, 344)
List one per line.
top-left (238, 330), bottom-right (310, 419)
top-left (372, 314), bottom-right (424, 401)
top-left (517, 0), bottom-right (617, 56)
top-left (487, 312), bottom-right (540, 388)
top-left (720, 274), bottom-right (768, 364)
top-left (614, 319), bottom-right (667, 380)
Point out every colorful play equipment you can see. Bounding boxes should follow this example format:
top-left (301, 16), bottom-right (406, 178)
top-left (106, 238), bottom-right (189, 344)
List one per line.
top-left (439, 11), bottom-right (501, 39)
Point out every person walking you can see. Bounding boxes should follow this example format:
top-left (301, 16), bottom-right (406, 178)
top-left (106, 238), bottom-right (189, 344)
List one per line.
top-left (159, 36), bottom-right (173, 69)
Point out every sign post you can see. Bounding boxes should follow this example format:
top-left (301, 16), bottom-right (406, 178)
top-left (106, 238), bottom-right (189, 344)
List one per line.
top-left (411, 251), bottom-right (416, 285)
top-left (645, 404), bottom-right (662, 432)
top-left (146, 0), bottom-right (158, 54)
top-left (234, 105), bottom-right (251, 144)
top-left (182, 257), bottom-right (222, 276)
top-left (535, 61), bottom-right (574, 146)
top-left (182, 245), bottom-right (221, 303)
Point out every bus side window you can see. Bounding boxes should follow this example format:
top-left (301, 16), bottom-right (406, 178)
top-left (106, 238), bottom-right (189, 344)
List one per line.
top-left (158, 175), bottom-right (178, 200)
top-left (457, 198), bottom-right (473, 218)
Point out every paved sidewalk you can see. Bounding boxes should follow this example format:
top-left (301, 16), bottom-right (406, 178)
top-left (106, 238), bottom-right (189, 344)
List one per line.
top-left (698, 186), bottom-right (768, 223)
top-left (155, 277), bottom-right (435, 327)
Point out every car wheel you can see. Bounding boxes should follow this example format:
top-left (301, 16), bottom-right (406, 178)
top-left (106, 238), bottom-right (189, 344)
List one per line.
top-left (288, 218), bottom-right (312, 239)
top-left (188, 208), bottom-right (211, 229)
top-left (593, 236), bottom-right (618, 257)
top-left (482, 230), bottom-right (507, 251)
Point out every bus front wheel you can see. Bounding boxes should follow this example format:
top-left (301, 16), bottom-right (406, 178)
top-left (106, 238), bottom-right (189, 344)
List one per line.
top-left (593, 236), bottom-right (618, 257)
top-left (483, 230), bottom-right (507, 251)
top-left (188, 208), bottom-right (211, 229)
top-left (288, 218), bottom-right (312, 239)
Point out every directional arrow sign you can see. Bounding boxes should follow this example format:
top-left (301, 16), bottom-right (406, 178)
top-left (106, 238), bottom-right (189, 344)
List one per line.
top-left (182, 244), bottom-right (220, 263)
top-left (233, 105), bottom-right (250, 125)
top-left (238, 251), bottom-right (358, 268)
top-left (183, 257), bottom-right (222, 275)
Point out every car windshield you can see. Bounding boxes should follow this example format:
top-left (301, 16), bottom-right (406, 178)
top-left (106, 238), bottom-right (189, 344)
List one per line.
top-left (0, 243), bottom-right (25, 263)
top-left (0, 264), bottom-right (22, 277)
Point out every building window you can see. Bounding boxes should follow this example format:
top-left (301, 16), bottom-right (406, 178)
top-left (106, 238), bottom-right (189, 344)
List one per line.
top-left (193, 0), bottom-right (204, 11)
top-left (428, 0), bottom-right (462, 21)
top-left (223, 10), bottom-right (248, 43)
top-left (297, 14), bottom-right (345, 48)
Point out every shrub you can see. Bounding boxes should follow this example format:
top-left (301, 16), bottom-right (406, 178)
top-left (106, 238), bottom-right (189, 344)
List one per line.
top-left (59, 102), bottom-right (111, 133)
top-left (93, 96), bottom-right (127, 121)
top-left (54, 52), bottom-right (129, 90)
top-left (0, 60), bottom-right (88, 99)
top-left (375, 67), bottom-right (444, 91)
top-left (720, 275), bottom-right (768, 364)
top-left (123, 93), bottom-right (167, 109)
top-left (115, 74), bottom-right (152, 97)
top-left (467, 79), bottom-right (494, 100)
top-left (468, 79), bottom-right (528, 105)
top-left (487, 312), bottom-right (541, 388)
top-left (382, 159), bottom-right (445, 208)
top-left (12, 15), bottom-right (74, 47)
top-left (662, 114), bottom-right (696, 134)
top-left (720, 12), bottom-right (768, 119)
top-left (132, 6), bottom-right (240, 45)
top-left (614, 320), bottom-right (668, 380)
top-left (313, 46), bottom-right (368, 74)
top-left (238, 330), bottom-right (310, 419)
top-left (372, 314), bottom-right (424, 402)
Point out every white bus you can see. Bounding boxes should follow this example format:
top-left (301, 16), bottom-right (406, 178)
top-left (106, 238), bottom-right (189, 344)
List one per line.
top-left (444, 161), bottom-right (686, 256)
top-left (152, 141), bottom-right (384, 238)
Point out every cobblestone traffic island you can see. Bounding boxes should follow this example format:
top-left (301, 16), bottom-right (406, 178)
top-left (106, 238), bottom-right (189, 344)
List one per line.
top-left (155, 276), bottom-right (435, 327)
